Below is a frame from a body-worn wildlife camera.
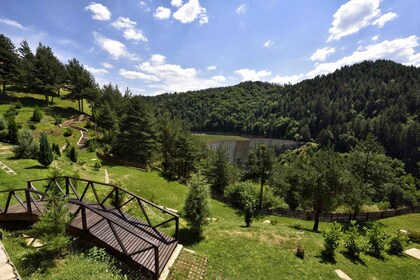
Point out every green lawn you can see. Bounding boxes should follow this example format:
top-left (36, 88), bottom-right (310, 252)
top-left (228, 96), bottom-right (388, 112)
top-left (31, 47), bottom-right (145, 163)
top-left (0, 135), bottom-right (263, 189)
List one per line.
top-left (193, 133), bottom-right (249, 143)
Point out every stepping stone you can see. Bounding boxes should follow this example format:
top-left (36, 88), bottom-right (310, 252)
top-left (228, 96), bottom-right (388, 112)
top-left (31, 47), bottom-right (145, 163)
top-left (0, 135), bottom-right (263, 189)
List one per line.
top-left (334, 269), bottom-right (352, 280)
top-left (0, 263), bottom-right (16, 280)
top-left (263, 220), bottom-right (271, 224)
top-left (404, 248), bottom-right (420, 260)
top-left (0, 250), bottom-right (7, 265)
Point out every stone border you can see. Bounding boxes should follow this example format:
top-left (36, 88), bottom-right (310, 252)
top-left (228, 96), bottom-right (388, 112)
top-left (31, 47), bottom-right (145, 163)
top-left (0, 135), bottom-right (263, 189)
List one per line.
top-left (0, 240), bottom-right (21, 280)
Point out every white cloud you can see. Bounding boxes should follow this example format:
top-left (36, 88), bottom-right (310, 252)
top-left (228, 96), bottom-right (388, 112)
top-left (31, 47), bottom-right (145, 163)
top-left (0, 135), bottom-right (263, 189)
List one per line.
top-left (207, 65), bottom-right (217, 71)
top-left (85, 65), bottom-right (109, 75)
top-left (270, 74), bottom-right (304, 85)
top-left (111, 17), bottom-right (147, 42)
top-left (263, 40), bottom-right (274, 48)
top-left (123, 28), bottom-right (147, 42)
top-left (236, 4), bottom-right (247, 15)
top-left (119, 69), bottom-right (160, 81)
top-left (111, 17), bottom-right (136, 29)
top-left (0, 18), bottom-right (27, 29)
top-left (373, 12), bottom-right (398, 28)
top-left (310, 47), bottom-right (336, 61)
top-left (235, 68), bottom-right (271, 81)
top-left (327, 0), bottom-right (397, 42)
top-left (150, 54), bottom-right (166, 65)
top-left (371, 35), bottom-right (379, 41)
top-left (85, 2), bottom-right (112, 21)
top-left (173, 0), bottom-right (208, 25)
top-left (101, 62), bottom-right (114, 69)
top-left (119, 54), bottom-right (226, 93)
top-left (139, 1), bottom-right (151, 13)
top-left (307, 35), bottom-right (420, 78)
top-left (154, 7), bottom-right (172, 20)
top-left (93, 32), bottom-right (136, 59)
top-left (171, 0), bottom-right (183, 8)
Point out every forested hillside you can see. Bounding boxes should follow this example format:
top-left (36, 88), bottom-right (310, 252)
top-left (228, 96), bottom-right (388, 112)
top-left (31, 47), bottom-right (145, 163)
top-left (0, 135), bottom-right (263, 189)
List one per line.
top-left (151, 60), bottom-right (420, 175)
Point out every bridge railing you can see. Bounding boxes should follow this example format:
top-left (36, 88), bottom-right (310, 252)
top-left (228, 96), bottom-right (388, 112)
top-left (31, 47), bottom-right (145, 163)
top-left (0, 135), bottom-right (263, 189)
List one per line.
top-left (27, 176), bottom-right (179, 240)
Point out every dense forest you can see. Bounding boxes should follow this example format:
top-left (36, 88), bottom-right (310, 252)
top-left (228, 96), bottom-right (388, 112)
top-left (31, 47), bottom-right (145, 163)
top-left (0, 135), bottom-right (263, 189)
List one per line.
top-left (150, 60), bottom-right (420, 175)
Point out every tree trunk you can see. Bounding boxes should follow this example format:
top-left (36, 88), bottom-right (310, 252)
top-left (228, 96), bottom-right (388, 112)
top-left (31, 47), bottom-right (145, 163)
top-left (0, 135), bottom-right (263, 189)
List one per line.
top-left (81, 98), bottom-right (84, 113)
top-left (77, 99), bottom-right (81, 112)
top-left (57, 87), bottom-right (60, 96)
top-left (2, 81), bottom-right (6, 96)
top-left (313, 209), bottom-right (321, 231)
top-left (45, 94), bottom-right (49, 106)
top-left (258, 178), bottom-right (264, 210)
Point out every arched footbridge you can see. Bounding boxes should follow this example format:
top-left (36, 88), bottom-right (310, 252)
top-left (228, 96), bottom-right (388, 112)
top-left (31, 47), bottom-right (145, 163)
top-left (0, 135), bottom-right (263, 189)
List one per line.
top-left (0, 177), bottom-right (179, 279)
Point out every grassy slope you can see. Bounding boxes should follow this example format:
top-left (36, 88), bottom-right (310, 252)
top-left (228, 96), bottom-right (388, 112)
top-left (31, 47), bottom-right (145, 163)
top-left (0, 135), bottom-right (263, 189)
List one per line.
top-left (1, 92), bottom-right (419, 279)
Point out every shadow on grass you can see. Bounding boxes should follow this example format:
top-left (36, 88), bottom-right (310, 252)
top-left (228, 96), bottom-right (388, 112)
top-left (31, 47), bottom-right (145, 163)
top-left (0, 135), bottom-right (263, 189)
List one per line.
top-left (25, 165), bottom-right (46, 170)
top-left (340, 251), bottom-right (367, 266)
top-left (177, 227), bottom-right (204, 246)
top-left (46, 106), bottom-right (81, 119)
top-left (19, 249), bottom-right (57, 277)
top-left (158, 170), bottom-right (178, 183)
top-left (316, 252), bottom-right (337, 264)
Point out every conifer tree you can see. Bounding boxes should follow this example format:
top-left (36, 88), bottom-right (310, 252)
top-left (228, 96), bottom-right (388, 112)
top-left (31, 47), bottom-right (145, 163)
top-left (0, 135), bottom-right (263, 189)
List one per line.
top-left (0, 34), bottom-right (18, 96)
top-left (38, 132), bottom-right (53, 167)
top-left (31, 106), bottom-right (43, 122)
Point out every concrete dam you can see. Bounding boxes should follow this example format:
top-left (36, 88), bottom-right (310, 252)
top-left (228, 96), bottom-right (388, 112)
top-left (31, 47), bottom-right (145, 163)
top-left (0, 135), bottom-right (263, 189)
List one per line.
top-left (208, 138), bottom-right (300, 166)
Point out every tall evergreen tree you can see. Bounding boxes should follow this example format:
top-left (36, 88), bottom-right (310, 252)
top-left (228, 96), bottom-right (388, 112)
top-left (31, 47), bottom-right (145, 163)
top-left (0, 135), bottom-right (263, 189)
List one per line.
top-left (174, 131), bottom-right (197, 182)
top-left (17, 39), bottom-right (36, 91)
top-left (205, 144), bottom-right (231, 193)
top-left (0, 34), bottom-right (19, 96)
top-left (38, 132), bottom-right (53, 167)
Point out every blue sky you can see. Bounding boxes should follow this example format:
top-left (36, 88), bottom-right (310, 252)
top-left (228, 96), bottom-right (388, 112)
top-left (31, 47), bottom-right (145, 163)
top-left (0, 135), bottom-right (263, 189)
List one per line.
top-left (1, 0), bottom-right (420, 95)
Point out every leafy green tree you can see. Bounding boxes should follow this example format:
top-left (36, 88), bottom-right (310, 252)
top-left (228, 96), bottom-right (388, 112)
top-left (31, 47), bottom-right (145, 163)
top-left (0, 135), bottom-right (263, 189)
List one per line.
top-left (243, 144), bottom-right (275, 210)
top-left (0, 34), bottom-right (19, 96)
top-left (183, 173), bottom-right (211, 236)
top-left (38, 132), bottom-right (53, 167)
top-left (13, 128), bottom-right (39, 158)
top-left (31, 106), bottom-right (43, 122)
top-left (113, 97), bottom-right (159, 165)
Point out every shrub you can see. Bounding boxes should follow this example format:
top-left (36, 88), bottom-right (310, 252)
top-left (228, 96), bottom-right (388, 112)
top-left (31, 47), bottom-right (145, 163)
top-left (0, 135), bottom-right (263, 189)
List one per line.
top-left (365, 223), bottom-right (387, 257)
top-left (0, 115), bottom-right (7, 131)
top-left (68, 145), bottom-right (78, 163)
top-left (243, 197), bottom-right (255, 227)
top-left (323, 222), bottom-right (341, 258)
top-left (52, 143), bottom-right (61, 157)
top-left (27, 121), bottom-right (36, 130)
top-left (38, 133), bottom-right (53, 167)
top-left (31, 106), bottom-right (43, 122)
top-left (94, 161), bottom-right (102, 171)
top-left (86, 138), bottom-right (96, 152)
top-left (388, 232), bottom-right (409, 255)
top-left (408, 230), bottom-right (420, 244)
top-left (183, 173), bottom-right (210, 236)
top-left (295, 242), bottom-right (305, 259)
top-left (13, 101), bottom-right (23, 109)
top-left (224, 181), bottom-right (276, 210)
top-left (63, 128), bottom-right (73, 137)
top-left (54, 114), bottom-right (62, 125)
top-left (13, 128), bottom-right (39, 158)
top-left (343, 220), bottom-right (362, 258)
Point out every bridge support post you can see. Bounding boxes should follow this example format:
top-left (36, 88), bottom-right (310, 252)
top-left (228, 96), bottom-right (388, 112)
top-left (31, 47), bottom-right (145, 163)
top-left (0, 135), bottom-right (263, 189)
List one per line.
top-left (154, 247), bottom-right (160, 280)
top-left (26, 182), bottom-right (32, 217)
top-left (81, 206), bottom-right (87, 237)
top-left (65, 177), bottom-right (70, 196)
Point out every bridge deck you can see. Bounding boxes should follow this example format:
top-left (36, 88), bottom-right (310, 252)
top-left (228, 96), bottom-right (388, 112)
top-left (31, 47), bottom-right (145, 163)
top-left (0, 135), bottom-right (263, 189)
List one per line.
top-left (0, 200), bottom-right (177, 277)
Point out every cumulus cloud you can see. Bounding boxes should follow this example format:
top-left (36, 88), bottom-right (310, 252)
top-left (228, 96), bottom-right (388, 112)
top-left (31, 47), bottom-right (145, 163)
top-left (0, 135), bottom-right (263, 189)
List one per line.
top-left (327, 0), bottom-right (397, 42)
top-left (373, 12), bottom-right (398, 28)
top-left (93, 32), bottom-right (136, 59)
top-left (308, 35), bottom-right (420, 78)
top-left (235, 68), bottom-right (271, 81)
top-left (139, 1), bottom-right (151, 13)
top-left (270, 74), bottom-right (304, 85)
top-left (119, 54), bottom-right (227, 93)
top-left (101, 62), bottom-right (114, 69)
top-left (85, 65), bottom-right (109, 75)
top-left (207, 65), bottom-right (217, 71)
top-left (236, 4), bottom-right (247, 15)
top-left (173, 0), bottom-right (208, 25)
top-left (263, 40), bottom-right (274, 48)
top-left (0, 18), bottom-right (27, 29)
top-left (310, 47), bottom-right (336, 61)
top-left (171, 0), bottom-right (183, 8)
top-left (85, 2), bottom-right (112, 21)
top-left (371, 35), bottom-right (379, 41)
top-left (111, 17), bottom-right (147, 42)
top-left (154, 7), bottom-right (172, 20)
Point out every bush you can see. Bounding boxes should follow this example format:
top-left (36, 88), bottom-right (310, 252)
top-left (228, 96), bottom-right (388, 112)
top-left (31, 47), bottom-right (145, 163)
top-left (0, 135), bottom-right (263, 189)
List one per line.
top-left (365, 223), bottom-right (387, 257)
top-left (68, 145), bottom-right (78, 163)
top-left (31, 106), bottom-right (43, 122)
top-left (13, 128), bottom-right (39, 158)
top-left (343, 220), bottom-right (362, 258)
top-left (243, 197), bottom-right (255, 227)
top-left (0, 115), bottom-right (7, 131)
top-left (52, 143), bottom-right (61, 157)
top-left (323, 222), bottom-right (341, 258)
top-left (295, 242), bottom-right (305, 259)
top-left (38, 133), bottom-right (54, 167)
top-left (54, 114), bottom-right (62, 125)
top-left (94, 161), bottom-right (102, 171)
top-left (408, 230), bottom-right (420, 244)
top-left (224, 181), bottom-right (276, 210)
top-left (86, 138), bottom-right (96, 152)
top-left (388, 232), bottom-right (409, 255)
top-left (13, 101), bottom-right (23, 109)
top-left (27, 121), bottom-right (36, 130)
top-left (63, 128), bottom-right (73, 137)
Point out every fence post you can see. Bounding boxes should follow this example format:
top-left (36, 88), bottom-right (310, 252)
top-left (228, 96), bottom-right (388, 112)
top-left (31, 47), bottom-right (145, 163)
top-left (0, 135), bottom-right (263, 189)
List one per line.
top-left (154, 246), bottom-right (160, 280)
top-left (26, 182), bottom-right (32, 217)
top-left (81, 206), bottom-right (87, 236)
top-left (65, 177), bottom-right (70, 196)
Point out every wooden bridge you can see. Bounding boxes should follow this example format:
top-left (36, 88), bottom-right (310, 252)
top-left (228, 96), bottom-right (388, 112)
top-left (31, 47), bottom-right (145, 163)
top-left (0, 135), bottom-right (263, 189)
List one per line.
top-left (0, 176), bottom-right (179, 279)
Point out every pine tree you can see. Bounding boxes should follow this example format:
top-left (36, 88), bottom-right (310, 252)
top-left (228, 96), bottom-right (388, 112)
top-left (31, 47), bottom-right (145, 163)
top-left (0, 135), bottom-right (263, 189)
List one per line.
top-left (17, 39), bottom-right (36, 91)
top-left (31, 106), bottom-right (43, 122)
top-left (174, 131), bottom-right (196, 182)
top-left (0, 34), bottom-right (19, 96)
top-left (183, 173), bottom-right (210, 236)
top-left (68, 145), bottom-right (78, 163)
top-left (7, 116), bottom-right (18, 144)
top-left (38, 132), bottom-right (53, 167)
top-left (205, 144), bottom-right (231, 193)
